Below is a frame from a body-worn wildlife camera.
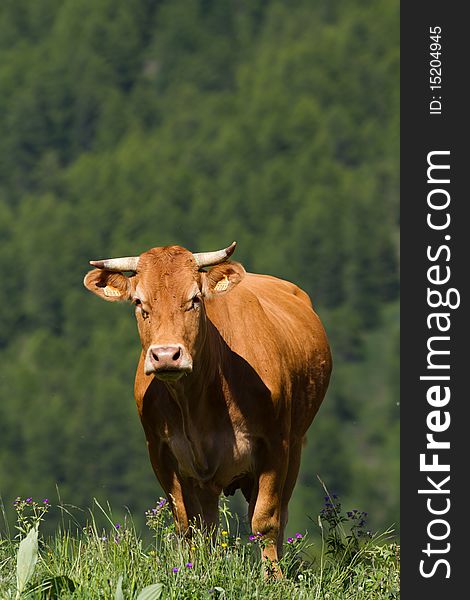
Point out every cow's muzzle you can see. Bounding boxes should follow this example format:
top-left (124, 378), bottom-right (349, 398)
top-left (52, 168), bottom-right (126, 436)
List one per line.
top-left (144, 344), bottom-right (193, 381)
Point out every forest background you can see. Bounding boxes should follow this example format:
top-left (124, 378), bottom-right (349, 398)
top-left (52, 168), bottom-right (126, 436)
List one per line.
top-left (0, 0), bottom-right (399, 541)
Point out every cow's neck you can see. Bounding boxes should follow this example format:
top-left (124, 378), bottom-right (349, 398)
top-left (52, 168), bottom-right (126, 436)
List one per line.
top-left (162, 320), bottom-right (229, 476)
top-left (165, 320), bottom-right (226, 405)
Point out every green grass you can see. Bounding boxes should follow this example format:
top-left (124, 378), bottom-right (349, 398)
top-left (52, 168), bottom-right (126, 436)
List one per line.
top-left (0, 495), bottom-right (399, 599)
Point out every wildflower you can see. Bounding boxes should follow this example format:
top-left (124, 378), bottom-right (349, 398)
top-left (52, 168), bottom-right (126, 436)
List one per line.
top-left (157, 498), bottom-right (167, 509)
top-left (115, 523), bottom-right (121, 530)
top-left (186, 562), bottom-right (193, 569)
top-left (287, 537), bottom-right (294, 544)
top-left (295, 532), bottom-right (303, 539)
top-left (26, 497), bottom-right (32, 503)
top-left (249, 535), bottom-right (256, 541)
top-left (43, 499), bottom-right (49, 505)
top-left (114, 536), bottom-right (120, 544)
top-left (101, 536), bottom-right (107, 542)
top-left (191, 545), bottom-right (196, 551)
top-left (221, 542), bottom-right (228, 548)
top-left (221, 530), bottom-right (228, 536)
top-left (172, 567), bottom-right (179, 574)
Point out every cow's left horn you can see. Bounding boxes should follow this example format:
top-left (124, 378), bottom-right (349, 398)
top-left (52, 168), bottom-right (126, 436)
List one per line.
top-left (89, 256), bottom-right (140, 272)
top-left (192, 241), bottom-right (237, 268)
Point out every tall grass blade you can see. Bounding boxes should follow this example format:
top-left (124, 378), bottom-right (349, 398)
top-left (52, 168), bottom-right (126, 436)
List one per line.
top-left (136, 582), bottom-right (164, 600)
top-left (15, 524), bottom-right (39, 598)
top-left (0, 494), bottom-right (11, 538)
top-left (114, 575), bottom-right (125, 600)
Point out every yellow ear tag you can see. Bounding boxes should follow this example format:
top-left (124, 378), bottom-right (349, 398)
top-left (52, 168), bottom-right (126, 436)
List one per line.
top-left (214, 275), bottom-right (230, 292)
top-left (103, 285), bottom-right (121, 298)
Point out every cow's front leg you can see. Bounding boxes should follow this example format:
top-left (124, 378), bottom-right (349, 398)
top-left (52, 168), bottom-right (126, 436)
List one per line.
top-left (149, 446), bottom-right (220, 539)
top-left (146, 439), bottom-right (193, 534)
top-left (194, 485), bottom-right (220, 535)
top-left (250, 451), bottom-right (288, 578)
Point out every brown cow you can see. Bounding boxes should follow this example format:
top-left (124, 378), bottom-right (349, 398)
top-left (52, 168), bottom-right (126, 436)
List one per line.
top-left (83, 242), bottom-right (331, 576)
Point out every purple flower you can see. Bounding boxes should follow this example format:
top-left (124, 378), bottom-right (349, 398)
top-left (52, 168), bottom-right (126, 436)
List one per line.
top-left (295, 533), bottom-right (303, 539)
top-left (287, 537), bottom-right (294, 543)
top-left (157, 498), bottom-right (167, 509)
top-left (249, 535), bottom-right (256, 541)
top-left (115, 523), bottom-right (121, 530)
top-left (186, 562), bottom-right (193, 568)
top-left (43, 499), bottom-right (49, 505)
top-left (26, 497), bottom-right (32, 503)
top-left (172, 567), bottom-right (179, 573)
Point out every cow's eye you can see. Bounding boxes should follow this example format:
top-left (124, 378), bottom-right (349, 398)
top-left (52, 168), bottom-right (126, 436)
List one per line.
top-left (191, 295), bottom-right (201, 310)
top-left (134, 298), bottom-right (149, 319)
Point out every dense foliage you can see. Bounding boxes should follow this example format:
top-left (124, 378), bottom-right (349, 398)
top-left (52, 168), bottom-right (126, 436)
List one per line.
top-left (0, 0), bottom-right (399, 539)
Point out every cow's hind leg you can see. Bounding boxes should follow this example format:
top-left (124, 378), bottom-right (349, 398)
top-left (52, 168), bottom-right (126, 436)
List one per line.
top-left (250, 445), bottom-right (289, 579)
top-left (278, 439), bottom-right (303, 559)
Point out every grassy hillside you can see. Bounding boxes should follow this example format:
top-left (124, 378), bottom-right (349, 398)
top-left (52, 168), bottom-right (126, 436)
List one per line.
top-left (0, 496), bottom-right (399, 599)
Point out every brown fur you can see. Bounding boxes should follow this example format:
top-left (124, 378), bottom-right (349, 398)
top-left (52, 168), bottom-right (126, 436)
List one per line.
top-left (84, 245), bottom-right (332, 577)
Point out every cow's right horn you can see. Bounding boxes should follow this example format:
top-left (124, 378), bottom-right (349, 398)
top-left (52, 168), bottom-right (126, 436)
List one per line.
top-left (192, 241), bottom-right (237, 268)
top-left (89, 256), bottom-right (140, 272)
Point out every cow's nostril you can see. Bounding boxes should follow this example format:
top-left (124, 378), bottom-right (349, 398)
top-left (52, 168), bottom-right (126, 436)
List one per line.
top-left (150, 345), bottom-right (183, 366)
top-left (145, 344), bottom-right (192, 377)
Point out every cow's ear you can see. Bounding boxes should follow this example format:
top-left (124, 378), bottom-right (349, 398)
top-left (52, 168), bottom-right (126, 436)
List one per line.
top-left (202, 261), bottom-right (246, 297)
top-left (83, 269), bottom-right (134, 302)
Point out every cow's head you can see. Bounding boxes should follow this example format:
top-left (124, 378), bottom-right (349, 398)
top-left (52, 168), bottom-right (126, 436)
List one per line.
top-left (83, 243), bottom-right (244, 381)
